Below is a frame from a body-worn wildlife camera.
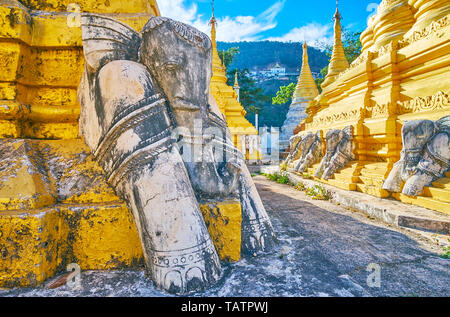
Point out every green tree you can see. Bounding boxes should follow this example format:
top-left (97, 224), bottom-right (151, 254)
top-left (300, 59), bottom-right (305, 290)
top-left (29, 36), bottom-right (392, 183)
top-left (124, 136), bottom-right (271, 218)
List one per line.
top-left (273, 29), bottom-right (362, 105)
top-left (272, 83), bottom-right (295, 105)
top-left (218, 47), bottom-right (240, 69)
top-left (226, 68), bottom-right (271, 124)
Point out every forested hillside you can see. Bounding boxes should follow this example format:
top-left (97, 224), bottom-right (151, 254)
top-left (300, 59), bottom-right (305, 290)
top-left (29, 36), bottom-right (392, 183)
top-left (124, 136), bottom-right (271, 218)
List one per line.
top-left (217, 41), bottom-right (328, 73)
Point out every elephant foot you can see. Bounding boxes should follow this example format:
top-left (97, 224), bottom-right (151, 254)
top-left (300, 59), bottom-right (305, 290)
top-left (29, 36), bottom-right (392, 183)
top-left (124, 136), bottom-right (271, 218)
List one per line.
top-left (401, 174), bottom-right (430, 197)
top-left (402, 183), bottom-right (422, 196)
top-left (150, 238), bottom-right (222, 294)
top-left (322, 168), bottom-right (333, 180)
top-left (381, 180), bottom-right (401, 193)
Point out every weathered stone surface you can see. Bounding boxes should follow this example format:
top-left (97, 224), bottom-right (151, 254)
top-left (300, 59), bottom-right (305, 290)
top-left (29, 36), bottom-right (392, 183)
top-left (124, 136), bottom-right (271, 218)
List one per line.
top-left (77, 14), bottom-right (275, 294)
top-left (383, 115), bottom-right (450, 196)
top-left (293, 131), bottom-right (323, 173)
top-left (0, 139), bottom-right (144, 288)
top-left (315, 126), bottom-right (354, 180)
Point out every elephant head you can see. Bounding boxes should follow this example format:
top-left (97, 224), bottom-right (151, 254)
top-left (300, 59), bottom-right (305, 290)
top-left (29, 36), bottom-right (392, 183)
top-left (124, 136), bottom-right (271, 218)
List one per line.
top-left (400, 119), bottom-right (437, 181)
top-left (139, 16), bottom-right (242, 198)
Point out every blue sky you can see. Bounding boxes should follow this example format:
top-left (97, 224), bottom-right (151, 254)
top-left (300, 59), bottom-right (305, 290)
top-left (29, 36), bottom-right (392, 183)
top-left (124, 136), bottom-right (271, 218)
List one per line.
top-left (158, 0), bottom-right (382, 46)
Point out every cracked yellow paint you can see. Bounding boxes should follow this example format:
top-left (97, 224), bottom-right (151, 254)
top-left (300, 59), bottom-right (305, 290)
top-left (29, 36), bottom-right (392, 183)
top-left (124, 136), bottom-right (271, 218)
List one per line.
top-left (200, 200), bottom-right (242, 263)
top-left (0, 203), bottom-right (144, 288)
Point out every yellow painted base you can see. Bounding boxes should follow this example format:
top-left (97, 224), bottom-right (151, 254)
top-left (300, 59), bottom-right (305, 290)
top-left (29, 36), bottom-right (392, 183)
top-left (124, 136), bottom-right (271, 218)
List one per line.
top-left (0, 202), bottom-right (144, 288)
top-left (200, 200), bottom-right (242, 263)
top-left (392, 193), bottom-right (450, 216)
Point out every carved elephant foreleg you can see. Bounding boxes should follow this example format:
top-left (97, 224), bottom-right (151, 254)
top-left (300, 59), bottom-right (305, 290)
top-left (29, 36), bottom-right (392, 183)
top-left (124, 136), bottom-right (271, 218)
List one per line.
top-left (314, 155), bottom-right (328, 178)
top-left (238, 165), bottom-right (277, 255)
top-left (78, 61), bottom-right (222, 294)
top-left (115, 145), bottom-right (222, 294)
top-left (297, 141), bottom-right (322, 173)
top-left (322, 138), bottom-right (353, 180)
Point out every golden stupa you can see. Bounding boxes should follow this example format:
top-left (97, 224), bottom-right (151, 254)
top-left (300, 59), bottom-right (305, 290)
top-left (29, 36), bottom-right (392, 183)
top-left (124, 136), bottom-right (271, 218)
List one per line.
top-left (296, 0), bottom-right (450, 214)
top-left (294, 42), bottom-right (320, 101)
top-left (208, 11), bottom-right (260, 161)
top-left (321, 7), bottom-right (349, 89)
top-left (280, 42), bottom-right (319, 148)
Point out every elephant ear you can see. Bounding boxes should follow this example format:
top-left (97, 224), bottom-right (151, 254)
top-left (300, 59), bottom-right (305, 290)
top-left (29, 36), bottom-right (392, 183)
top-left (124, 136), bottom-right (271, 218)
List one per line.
top-left (81, 14), bottom-right (142, 75)
top-left (343, 125), bottom-right (354, 139)
top-left (436, 115), bottom-right (450, 133)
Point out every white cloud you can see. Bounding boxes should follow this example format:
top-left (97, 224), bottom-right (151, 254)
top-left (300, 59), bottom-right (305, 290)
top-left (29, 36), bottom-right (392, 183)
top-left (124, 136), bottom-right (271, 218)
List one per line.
top-left (158, 0), bottom-right (286, 42)
top-left (158, 0), bottom-right (333, 47)
top-left (267, 23), bottom-right (334, 48)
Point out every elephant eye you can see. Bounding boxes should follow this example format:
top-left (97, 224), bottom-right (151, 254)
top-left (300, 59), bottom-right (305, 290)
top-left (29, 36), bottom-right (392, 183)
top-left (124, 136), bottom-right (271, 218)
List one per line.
top-left (162, 61), bottom-right (180, 71)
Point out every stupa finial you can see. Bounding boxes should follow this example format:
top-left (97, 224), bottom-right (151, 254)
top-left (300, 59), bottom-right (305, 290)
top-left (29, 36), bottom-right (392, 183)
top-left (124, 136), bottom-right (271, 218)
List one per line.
top-left (234, 71), bottom-right (240, 89)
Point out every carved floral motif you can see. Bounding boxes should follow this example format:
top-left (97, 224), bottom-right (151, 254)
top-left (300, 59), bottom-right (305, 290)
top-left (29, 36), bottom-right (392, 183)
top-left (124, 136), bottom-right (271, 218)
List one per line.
top-left (397, 91), bottom-right (449, 114)
top-left (398, 14), bottom-right (450, 49)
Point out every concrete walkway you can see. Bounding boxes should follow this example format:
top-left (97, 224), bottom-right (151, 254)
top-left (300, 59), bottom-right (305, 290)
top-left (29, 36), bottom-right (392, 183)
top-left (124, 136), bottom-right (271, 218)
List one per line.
top-left (0, 175), bottom-right (449, 297)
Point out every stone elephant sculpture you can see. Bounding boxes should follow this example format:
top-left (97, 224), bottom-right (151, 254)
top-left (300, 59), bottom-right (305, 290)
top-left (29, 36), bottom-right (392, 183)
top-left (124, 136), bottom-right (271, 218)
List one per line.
top-left (284, 133), bottom-right (303, 167)
top-left (293, 131), bottom-right (323, 173)
top-left (77, 14), bottom-right (275, 294)
top-left (315, 126), bottom-right (354, 180)
top-left (383, 115), bottom-right (450, 196)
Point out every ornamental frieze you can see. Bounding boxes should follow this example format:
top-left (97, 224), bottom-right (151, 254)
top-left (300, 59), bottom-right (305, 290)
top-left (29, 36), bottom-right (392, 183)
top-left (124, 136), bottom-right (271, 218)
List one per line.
top-left (398, 14), bottom-right (450, 49)
top-left (397, 91), bottom-right (449, 114)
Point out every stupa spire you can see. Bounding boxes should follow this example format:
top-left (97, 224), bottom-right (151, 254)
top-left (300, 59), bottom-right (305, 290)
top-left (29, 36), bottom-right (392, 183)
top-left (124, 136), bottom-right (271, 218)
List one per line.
top-left (233, 71), bottom-right (240, 89)
top-left (210, 0), bottom-right (228, 83)
top-left (293, 42), bottom-right (319, 101)
top-left (321, 1), bottom-right (349, 88)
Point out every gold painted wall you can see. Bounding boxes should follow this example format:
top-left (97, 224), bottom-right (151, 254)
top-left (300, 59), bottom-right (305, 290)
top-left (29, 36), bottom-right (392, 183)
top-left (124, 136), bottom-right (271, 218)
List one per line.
top-left (0, 0), bottom-right (160, 139)
top-left (300, 0), bottom-right (450, 214)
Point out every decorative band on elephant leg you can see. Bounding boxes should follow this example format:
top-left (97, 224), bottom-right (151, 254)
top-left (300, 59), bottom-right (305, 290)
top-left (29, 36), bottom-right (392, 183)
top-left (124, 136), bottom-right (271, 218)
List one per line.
top-left (93, 96), bottom-right (174, 167)
top-left (238, 167), bottom-right (276, 255)
top-left (241, 217), bottom-right (276, 255)
top-left (149, 238), bottom-right (222, 294)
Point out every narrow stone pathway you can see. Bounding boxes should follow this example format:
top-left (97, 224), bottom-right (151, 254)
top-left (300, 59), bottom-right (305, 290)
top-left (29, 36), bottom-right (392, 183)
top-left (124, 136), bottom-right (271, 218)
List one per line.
top-left (1, 175), bottom-right (449, 297)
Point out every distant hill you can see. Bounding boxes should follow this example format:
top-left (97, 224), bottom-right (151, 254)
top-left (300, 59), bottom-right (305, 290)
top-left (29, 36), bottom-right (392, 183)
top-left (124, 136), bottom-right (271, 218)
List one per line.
top-left (217, 41), bottom-right (328, 73)
top-left (217, 41), bottom-right (329, 128)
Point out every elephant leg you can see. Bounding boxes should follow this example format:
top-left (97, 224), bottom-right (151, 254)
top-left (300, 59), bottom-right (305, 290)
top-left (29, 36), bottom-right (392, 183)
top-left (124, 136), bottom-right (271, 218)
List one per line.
top-left (238, 165), bottom-right (276, 255)
top-left (382, 161), bottom-right (404, 193)
top-left (294, 158), bottom-right (303, 172)
top-left (116, 145), bottom-right (222, 294)
top-left (322, 153), bottom-right (339, 180)
top-left (315, 157), bottom-right (326, 178)
top-left (298, 154), bottom-right (313, 173)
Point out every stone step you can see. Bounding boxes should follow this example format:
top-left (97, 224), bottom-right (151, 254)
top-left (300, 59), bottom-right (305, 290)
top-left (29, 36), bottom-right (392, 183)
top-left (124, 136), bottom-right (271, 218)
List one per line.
top-left (432, 177), bottom-right (450, 190)
top-left (333, 172), bottom-right (360, 183)
top-left (393, 193), bottom-right (450, 216)
top-left (359, 169), bottom-right (387, 178)
top-left (358, 175), bottom-right (385, 187)
top-left (423, 186), bottom-right (450, 203)
top-left (286, 171), bottom-right (450, 234)
top-left (361, 162), bottom-right (389, 171)
top-left (326, 178), bottom-right (357, 191)
top-left (356, 183), bottom-right (390, 198)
